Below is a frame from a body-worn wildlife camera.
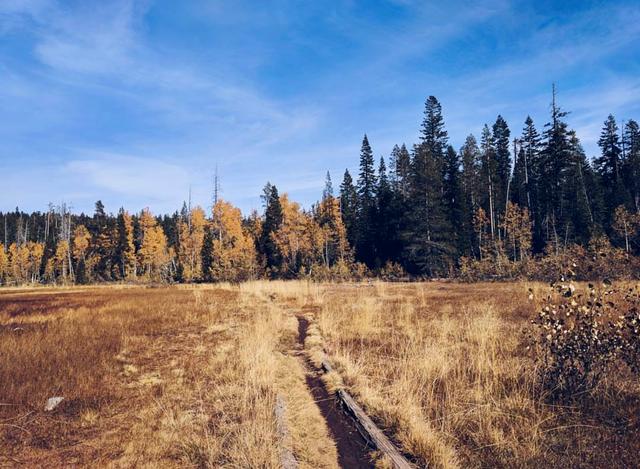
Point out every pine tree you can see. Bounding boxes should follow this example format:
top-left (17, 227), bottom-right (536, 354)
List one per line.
top-left (357, 135), bottom-right (376, 202)
top-left (93, 200), bottom-right (106, 221)
top-left (492, 115), bottom-right (512, 227)
top-left (375, 156), bottom-right (394, 265)
top-left (460, 135), bottom-right (482, 256)
top-left (540, 86), bottom-right (572, 253)
top-left (405, 142), bottom-right (453, 275)
top-left (339, 169), bottom-right (358, 248)
top-left (461, 135), bottom-right (481, 210)
top-left (322, 171), bottom-right (333, 201)
top-left (201, 224), bottom-right (215, 281)
top-left (622, 120), bottom-right (640, 212)
top-left (394, 144), bottom-right (412, 198)
top-left (356, 134), bottom-right (377, 265)
top-left (260, 184), bottom-right (283, 273)
top-left (596, 114), bottom-right (630, 229)
top-left (566, 131), bottom-right (596, 244)
top-left (389, 145), bottom-right (400, 188)
top-left (403, 98), bottom-right (455, 274)
top-left (443, 145), bottom-right (469, 256)
top-left (162, 212), bottom-right (181, 252)
top-left (517, 116), bottom-right (543, 251)
top-left (386, 144), bottom-right (412, 263)
top-left (511, 145), bottom-right (527, 208)
top-left (480, 124), bottom-right (498, 241)
top-left (510, 116), bottom-right (540, 212)
top-left (420, 96), bottom-right (448, 161)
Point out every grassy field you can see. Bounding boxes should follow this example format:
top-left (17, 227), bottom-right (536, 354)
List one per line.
top-left (1, 281), bottom-right (638, 468)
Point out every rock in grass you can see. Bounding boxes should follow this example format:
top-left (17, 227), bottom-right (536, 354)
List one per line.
top-left (45, 397), bottom-right (64, 411)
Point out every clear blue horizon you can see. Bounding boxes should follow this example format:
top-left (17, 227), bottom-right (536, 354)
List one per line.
top-left (1, 0), bottom-right (639, 216)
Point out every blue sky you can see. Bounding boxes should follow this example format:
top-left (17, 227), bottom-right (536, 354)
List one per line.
top-left (1, 0), bottom-right (639, 216)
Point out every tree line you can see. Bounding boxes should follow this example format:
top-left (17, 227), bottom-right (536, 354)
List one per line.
top-left (1, 89), bottom-right (640, 285)
top-left (339, 89), bottom-right (640, 278)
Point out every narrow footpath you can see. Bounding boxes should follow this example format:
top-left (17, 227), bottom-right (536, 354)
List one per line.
top-left (296, 316), bottom-right (374, 469)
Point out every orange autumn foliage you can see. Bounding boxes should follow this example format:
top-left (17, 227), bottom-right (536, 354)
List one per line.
top-left (206, 200), bottom-right (257, 282)
top-left (138, 208), bottom-right (172, 281)
top-left (178, 207), bottom-right (207, 282)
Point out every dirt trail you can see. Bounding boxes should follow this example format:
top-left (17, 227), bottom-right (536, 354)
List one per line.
top-left (296, 316), bottom-right (374, 469)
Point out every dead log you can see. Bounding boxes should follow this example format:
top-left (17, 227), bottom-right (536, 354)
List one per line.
top-left (275, 395), bottom-right (298, 469)
top-left (321, 358), bottom-right (414, 469)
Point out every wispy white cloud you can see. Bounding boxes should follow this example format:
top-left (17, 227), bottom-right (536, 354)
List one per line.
top-left (34, 1), bottom-right (138, 74)
top-left (3, 0), bottom-right (320, 148)
top-left (65, 153), bottom-right (189, 201)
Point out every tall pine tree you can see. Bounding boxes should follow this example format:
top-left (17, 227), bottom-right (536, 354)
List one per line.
top-left (356, 135), bottom-right (377, 265)
top-left (460, 135), bottom-right (482, 256)
top-left (480, 124), bottom-right (498, 241)
top-left (375, 157), bottom-right (394, 266)
top-left (540, 86), bottom-right (572, 253)
top-left (405, 100), bottom-right (454, 276)
top-left (420, 96), bottom-right (448, 163)
top-left (623, 119), bottom-right (640, 212)
top-left (443, 145), bottom-right (469, 256)
top-left (517, 116), bottom-right (543, 250)
top-left (492, 115), bottom-right (512, 231)
top-left (339, 169), bottom-right (358, 248)
top-left (566, 131), bottom-right (597, 244)
top-left (260, 184), bottom-right (283, 273)
top-left (595, 114), bottom-right (629, 229)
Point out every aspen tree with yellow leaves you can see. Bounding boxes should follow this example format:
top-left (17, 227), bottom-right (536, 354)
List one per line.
top-left (4, 242), bottom-right (43, 284)
top-left (205, 200), bottom-right (257, 282)
top-left (612, 205), bottom-right (639, 253)
top-left (473, 207), bottom-right (490, 261)
top-left (271, 194), bottom-right (320, 277)
top-left (72, 225), bottom-right (91, 282)
top-left (138, 208), bottom-right (172, 281)
top-left (0, 244), bottom-right (8, 284)
top-left (501, 202), bottom-right (532, 261)
top-left (316, 195), bottom-right (351, 266)
top-left (27, 242), bottom-right (44, 283)
top-left (116, 209), bottom-right (137, 280)
top-left (50, 240), bottom-right (72, 283)
top-left (9, 243), bottom-right (30, 284)
top-left (72, 225), bottom-right (91, 262)
top-left (178, 207), bottom-right (206, 281)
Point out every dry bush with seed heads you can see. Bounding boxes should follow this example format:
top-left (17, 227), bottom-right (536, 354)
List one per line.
top-left (529, 278), bottom-right (640, 399)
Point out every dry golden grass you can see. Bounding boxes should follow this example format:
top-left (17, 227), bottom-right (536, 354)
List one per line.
top-left (0, 284), bottom-right (337, 468)
top-left (299, 281), bottom-right (640, 468)
top-left (2, 281), bottom-right (638, 468)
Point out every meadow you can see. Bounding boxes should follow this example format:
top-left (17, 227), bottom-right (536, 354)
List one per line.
top-left (1, 281), bottom-right (638, 468)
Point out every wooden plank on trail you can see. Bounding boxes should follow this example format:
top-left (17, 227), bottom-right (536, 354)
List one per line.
top-left (275, 395), bottom-right (298, 469)
top-left (321, 358), bottom-right (414, 469)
